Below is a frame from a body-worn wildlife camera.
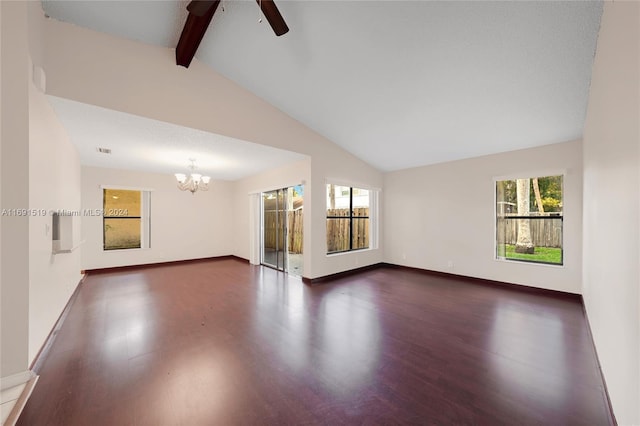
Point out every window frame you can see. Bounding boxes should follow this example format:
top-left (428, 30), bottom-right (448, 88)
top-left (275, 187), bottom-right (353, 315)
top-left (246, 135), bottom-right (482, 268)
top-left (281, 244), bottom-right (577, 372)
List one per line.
top-left (493, 173), bottom-right (565, 267)
top-left (326, 184), bottom-right (375, 255)
top-left (101, 187), bottom-right (151, 251)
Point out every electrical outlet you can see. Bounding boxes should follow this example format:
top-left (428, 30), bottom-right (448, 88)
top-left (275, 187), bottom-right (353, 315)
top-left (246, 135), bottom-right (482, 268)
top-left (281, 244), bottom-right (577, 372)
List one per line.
top-left (447, 260), bottom-right (454, 269)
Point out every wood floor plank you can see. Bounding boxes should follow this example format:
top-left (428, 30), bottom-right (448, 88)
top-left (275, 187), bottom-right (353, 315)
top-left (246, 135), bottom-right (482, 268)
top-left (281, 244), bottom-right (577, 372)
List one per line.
top-left (18, 259), bottom-right (612, 425)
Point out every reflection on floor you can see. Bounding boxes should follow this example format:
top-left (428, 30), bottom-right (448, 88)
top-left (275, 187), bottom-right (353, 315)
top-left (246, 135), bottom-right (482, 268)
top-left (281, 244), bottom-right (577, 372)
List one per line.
top-left (17, 259), bottom-right (613, 425)
top-left (262, 249), bottom-right (303, 276)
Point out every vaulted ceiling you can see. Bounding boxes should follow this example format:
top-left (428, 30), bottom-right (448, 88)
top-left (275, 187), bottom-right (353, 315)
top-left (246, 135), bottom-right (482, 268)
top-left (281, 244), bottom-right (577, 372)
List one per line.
top-left (42, 0), bottom-right (603, 172)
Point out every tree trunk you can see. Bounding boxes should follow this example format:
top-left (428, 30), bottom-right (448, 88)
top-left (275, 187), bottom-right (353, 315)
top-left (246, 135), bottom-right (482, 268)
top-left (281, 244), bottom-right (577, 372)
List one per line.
top-left (515, 178), bottom-right (534, 254)
top-left (329, 185), bottom-right (335, 210)
top-left (532, 178), bottom-right (544, 213)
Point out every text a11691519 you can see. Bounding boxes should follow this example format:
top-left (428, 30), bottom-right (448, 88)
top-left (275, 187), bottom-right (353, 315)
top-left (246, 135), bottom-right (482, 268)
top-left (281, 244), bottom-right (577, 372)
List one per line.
top-left (1, 208), bottom-right (129, 217)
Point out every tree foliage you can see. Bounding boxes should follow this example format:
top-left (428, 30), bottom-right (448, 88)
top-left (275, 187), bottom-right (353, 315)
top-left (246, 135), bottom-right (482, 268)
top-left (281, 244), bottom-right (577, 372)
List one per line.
top-left (497, 175), bottom-right (562, 213)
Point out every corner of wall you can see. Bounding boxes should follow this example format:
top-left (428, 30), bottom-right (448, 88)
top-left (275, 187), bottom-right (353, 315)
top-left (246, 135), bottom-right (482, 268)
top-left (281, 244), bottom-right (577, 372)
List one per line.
top-left (581, 2), bottom-right (640, 424)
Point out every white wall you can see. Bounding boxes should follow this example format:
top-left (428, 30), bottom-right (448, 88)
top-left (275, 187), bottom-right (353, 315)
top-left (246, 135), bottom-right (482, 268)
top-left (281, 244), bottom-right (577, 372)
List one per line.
top-left (42, 17), bottom-right (384, 279)
top-left (0, 0), bottom-right (30, 382)
top-left (81, 166), bottom-right (235, 270)
top-left (1, 0), bottom-right (81, 385)
top-left (582, 2), bottom-right (640, 424)
top-left (28, 74), bottom-right (82, 364)
top-left (384, 140), bottom-right (583, 294)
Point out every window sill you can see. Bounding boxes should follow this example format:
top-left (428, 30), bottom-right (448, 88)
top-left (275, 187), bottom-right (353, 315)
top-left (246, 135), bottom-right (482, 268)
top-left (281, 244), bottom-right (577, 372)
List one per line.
top-left (495, 257), bottom-right (565, 269)
top-left (103, 247), bottom-right (151, 253)
top-left (326, 247), bottom-right (376, 257)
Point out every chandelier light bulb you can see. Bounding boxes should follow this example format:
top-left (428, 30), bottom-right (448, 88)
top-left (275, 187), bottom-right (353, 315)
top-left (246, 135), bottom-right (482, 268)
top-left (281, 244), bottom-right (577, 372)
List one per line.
top-left (174, 160), bottom-right (211, 194)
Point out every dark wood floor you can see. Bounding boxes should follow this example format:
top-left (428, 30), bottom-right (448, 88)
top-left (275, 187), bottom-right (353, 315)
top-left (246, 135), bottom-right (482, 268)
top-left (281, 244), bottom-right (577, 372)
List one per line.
top-left (19, 258), bottom-right (612, 425)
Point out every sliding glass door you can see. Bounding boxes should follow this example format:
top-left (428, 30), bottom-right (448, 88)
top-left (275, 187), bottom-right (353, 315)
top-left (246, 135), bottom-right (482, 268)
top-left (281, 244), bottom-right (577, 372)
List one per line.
top-left (261, 186), bottom-right (303, 275)
top-left (262, 189), bottom-right (287, 271)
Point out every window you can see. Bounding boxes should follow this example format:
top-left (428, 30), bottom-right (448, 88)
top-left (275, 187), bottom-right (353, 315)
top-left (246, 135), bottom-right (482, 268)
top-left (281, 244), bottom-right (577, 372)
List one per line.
top-left (103, 189), bottom-right (150, 250)
top-left (496, 175), bottom-right (563, 265)
top-left (326, 184), bottom-right (370, 253)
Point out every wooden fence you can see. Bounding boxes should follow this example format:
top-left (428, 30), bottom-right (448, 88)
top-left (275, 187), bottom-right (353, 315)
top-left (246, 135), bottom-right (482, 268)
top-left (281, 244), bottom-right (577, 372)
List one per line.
top-left (496, 217), bottom-right (563, 248)
top-left (327, 208), bottom-right (369, 252)
top-left (288, 210), bottom-right (303, 253)
top-left (264, 207), bottom-right (370, 254)
top-left (263, 209), bottom-right (303, 254)
top-left (266, 210), bottom-right (558, 253)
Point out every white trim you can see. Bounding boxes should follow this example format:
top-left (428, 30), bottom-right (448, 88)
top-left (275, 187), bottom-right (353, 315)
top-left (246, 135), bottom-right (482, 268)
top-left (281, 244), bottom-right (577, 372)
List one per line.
top-left (493, 173), bottom-right (565, 268)
top-left (247, 181), bottom-right (305, 196)
top-left (249, 193), bottom-right (260, 265)
top-left (141, 191), bottom-right (151, 249)
top-left (101, 189), bottom-right (151, 251)
top-left (494, 257), bottom-right (565, 269)
top-left (0, 371), bottom-right (34, 392)
top-left (325, 178), bottom-right (381, 192)
top-left (325, 184), bottom-right (380, 254)
top-left (99, 185), bottom-right (155, 192)
top-left (492, 169), bottom-right (567, 183)
top-left (493, 178), bottom-right (498, 263)
top-left (102, 247), bottom-right (152, 253)
top-left (2, 375), bottom-right (39, 426)
top-left (326, 247), bottom-right (375, 258)
top-left (369, 190), bottom-right (379, 250)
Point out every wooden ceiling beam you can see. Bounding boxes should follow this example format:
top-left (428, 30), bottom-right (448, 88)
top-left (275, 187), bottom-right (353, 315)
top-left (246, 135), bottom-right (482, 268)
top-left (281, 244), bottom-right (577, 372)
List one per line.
top-left (176, 0), bottom-right (220, 68)
top-left (256, 0), bottom-right (289, 36)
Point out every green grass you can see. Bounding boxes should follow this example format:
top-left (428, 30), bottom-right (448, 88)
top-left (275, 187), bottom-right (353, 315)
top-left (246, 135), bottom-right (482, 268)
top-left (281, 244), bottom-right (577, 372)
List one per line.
top-left (497, 244), bottom-right (562, 265)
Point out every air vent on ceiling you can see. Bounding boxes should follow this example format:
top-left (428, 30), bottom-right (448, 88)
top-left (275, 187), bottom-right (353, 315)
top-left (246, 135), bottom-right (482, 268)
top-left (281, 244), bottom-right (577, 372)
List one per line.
top-left (97, 147), bottom-right (111, 154)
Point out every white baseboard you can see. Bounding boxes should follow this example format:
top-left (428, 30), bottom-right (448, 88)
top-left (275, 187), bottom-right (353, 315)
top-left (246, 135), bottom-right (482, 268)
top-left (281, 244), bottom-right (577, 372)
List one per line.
top-left (2, 375), bottom-right (38, 426)
top-left (0, 371), bottom-right (34, 393)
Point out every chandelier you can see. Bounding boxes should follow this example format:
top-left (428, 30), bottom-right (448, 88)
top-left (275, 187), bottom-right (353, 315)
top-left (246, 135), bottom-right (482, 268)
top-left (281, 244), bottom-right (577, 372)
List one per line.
top-left (175, 159), bottom-right (211, 194)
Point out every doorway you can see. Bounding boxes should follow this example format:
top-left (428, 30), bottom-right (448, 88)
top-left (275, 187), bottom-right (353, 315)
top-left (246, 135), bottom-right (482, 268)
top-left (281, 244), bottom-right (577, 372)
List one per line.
top-left (261, 186), bottom-right (303, 275)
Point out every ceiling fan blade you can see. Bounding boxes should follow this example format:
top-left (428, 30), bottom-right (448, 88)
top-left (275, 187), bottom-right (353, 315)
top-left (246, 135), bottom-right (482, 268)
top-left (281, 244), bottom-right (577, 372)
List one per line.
top-left (256, 0), bottom-right (289, 36)
top-left (187, 0), bottom-right (218, 17)
top-left (176, 0), bottom-right (220, 68)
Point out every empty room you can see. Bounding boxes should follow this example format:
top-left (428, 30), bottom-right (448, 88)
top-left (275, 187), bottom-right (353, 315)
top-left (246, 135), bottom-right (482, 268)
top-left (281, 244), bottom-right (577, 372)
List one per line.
top-left (1, 0), bottom-right (638, 425)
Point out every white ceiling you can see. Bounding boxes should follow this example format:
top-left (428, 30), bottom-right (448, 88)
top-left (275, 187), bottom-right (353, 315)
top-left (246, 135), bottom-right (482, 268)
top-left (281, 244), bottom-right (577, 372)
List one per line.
top-left (47, 96), bottom-right (307, 180)
top-left (42, 0), bottom-right (603, 172)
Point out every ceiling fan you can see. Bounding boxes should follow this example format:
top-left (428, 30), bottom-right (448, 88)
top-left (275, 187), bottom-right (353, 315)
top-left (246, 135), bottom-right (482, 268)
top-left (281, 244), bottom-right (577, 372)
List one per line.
top-left (176, 0), bottom-right (289, 68)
